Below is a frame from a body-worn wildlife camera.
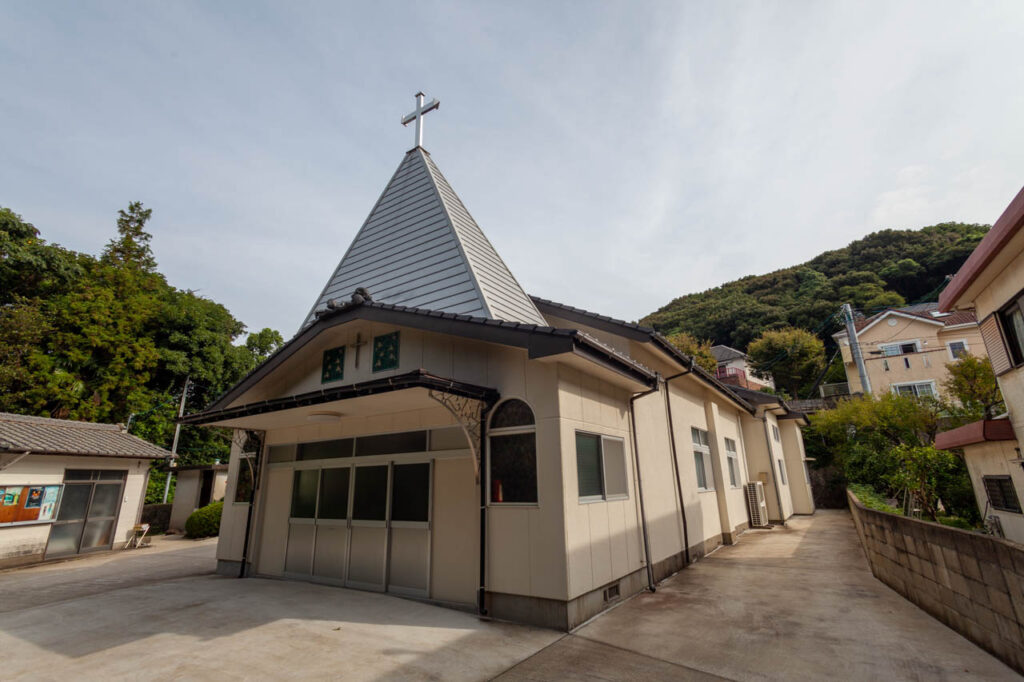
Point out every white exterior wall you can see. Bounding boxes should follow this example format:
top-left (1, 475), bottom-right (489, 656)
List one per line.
top-left (962, 440), bottom-right (1024, 545)
top-left (169, 470), bottom-right (202, 531)
top-left (0, 454), bottom-right (150, 565)
top-left (741, 413), bottom-right (793, 522)
top-left (779, 421), bottom-right (815, 515)
top-left (558, 365), bottom-right (644, 600)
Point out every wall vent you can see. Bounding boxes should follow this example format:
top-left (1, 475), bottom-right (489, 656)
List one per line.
top-left (745, 481), bottom-right (770, 528)
top-left (603, 583), bottom-right (621, 602)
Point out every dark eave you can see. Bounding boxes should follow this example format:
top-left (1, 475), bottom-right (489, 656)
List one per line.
top-left (530, 295), bottom-right (754, 413)
top-left (181, 369), bottom-right (501, 426)
top-left (203, 300), bottom-right (655, 414)
top-left (940, 185), bottom-right (1024, 311)
top-left (935, 419), bottom-right (1017, 451)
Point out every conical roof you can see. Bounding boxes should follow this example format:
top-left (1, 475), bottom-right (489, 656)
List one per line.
top-left (301, 148), bottom-right (546, 330)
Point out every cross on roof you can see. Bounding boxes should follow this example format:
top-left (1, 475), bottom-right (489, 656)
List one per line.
top-left (401, 92), bottom-right (440, 149)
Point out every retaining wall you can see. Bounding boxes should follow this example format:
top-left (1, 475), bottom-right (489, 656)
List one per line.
top-left (848, 490), bottom-right (1024, 673)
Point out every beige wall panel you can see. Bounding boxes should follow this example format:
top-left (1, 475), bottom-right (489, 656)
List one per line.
top-left (452, 338), bottom-right (488, 386)
top-left (487, 345), bottom-right (527, 399)
top-left (606, 500), bottom-right (632, 579)
top-left (487, 508), bottom-right (531, 595)
top-left (587, 502), bottom-right (613, 587)
top-left (557, 365), bottom-right (584, 422)
top-left (255, 467), bottom-right (292, 576)
top-left (389, 528), bottom-right (430, 592)
top-left (431, 457), bottom-right (478, 605)
top-left (632, 393), bottom-right (685, 565)
top-left (169, 471), bottom-right (200, 530)
top-left (780, 422), bottom-right (815, 515)
top-left (217, 438), bottom-right (250, 562)
top-left (963, 440), bottom-right (1024, 544)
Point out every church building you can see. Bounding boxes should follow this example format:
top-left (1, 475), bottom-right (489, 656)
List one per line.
top-left (183, 95), bottom-right (814, 630)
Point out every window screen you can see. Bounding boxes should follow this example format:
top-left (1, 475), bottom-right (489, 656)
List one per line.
top-left (352, 466), bottom-right (389, 520)
top-left (391, 463), bottom-right (431, 522)
top-left (602, 438), bottom-right (628, 498)
top-left (317, 468), bottom-right (350, 519)
top-left (724, 437), bottom-right (739, 488)
top-left (291, 469), bottom-right (319, 518)
top-left (297, 439), bottom-right (353, 461)
top-left (694, 452), bottom-right (708, 490)
top-left (777, 459), bottom-right (787, 485)
top-left (489, 433), bottom-right (538, 503)
top-left (576, 433), bottom-right (604, 498)
top-left (983, 475), bottom-right (1022, 513)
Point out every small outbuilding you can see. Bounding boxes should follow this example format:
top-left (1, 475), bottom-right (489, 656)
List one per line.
top-left (169, 463), bottom-right (229, 532)
top-left (0, 412), bottom-right (169, 567)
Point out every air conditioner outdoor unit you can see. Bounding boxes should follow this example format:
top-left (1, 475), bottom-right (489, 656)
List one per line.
top-left (745, 481), bottom-right (770, 528)
top-left (986, 514), bottom-right (1005, 539)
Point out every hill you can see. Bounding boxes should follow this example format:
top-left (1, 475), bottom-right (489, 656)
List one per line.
top-left (641, 222), bottom-right (989, 350)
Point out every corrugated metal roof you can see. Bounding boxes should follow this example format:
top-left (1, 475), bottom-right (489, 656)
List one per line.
top-left (301, 148), bottom-right (546, 331)
top-left (0, 412), bottom-right (170, 459)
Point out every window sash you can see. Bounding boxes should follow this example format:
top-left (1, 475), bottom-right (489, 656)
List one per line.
top-left (489, 432), bottom-right (538, 504)
top-left (983, 475), bottom-right (1022, 513)
top-left (694, 451), bottom-right (711, 490)
top-left (727, 454), bottom-right (738, 487)
top-left (777, 458), bottom-right (787, 485)
top-left (575, 432), bottom-right (628, 501)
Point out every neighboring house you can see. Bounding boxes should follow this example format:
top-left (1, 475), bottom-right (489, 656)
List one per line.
top-left (935, 185), bottom-right (1024, 543)
top-left (711, 345), bottom-right (775, 391)
top-left (832, 302), bottom-right (984, 400)
top-left (0, 412), bottom-right (168, 567)
top-left (183, 119), bottom-right (814, 631)
top-left (168, 463), bottom-right (228, 532)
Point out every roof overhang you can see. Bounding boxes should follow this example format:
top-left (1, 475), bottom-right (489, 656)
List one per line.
top-left (182, 369), bottom-right (501, 429)
top-left (940, 185), bottom-right (1024, 311)
top-left (205, 301), bottom-right (656, 413)
top-left (935, 419), bottom-right (1018, 450)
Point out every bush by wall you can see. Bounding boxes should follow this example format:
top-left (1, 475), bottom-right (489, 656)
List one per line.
top-left (141, 503), bottom-right (172, 534)
top-left (184, 500), bottom-right (223, 539)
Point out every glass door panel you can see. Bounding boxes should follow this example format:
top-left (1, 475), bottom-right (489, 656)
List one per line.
top-left (387, 462), bottom-right (431, 597)
top-left (46, 483), bottom-right (91, 558)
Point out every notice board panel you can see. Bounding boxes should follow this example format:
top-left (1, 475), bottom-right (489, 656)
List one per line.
top-left (0, 485), bottom-right (62, 526)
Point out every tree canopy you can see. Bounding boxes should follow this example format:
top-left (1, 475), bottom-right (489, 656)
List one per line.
top-left (642, 222), bottom-right (989, 350)
top-left (746, 327), bottom-right (825, 397)
top-left (0, 204), bottom-right (282, 468)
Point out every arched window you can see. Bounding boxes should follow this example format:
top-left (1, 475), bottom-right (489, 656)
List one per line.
top-left (488, 399), bottom-right (538, 504)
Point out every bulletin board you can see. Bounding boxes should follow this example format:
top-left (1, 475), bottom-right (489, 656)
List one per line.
top-left (0, 485), bottom-right (63, 526)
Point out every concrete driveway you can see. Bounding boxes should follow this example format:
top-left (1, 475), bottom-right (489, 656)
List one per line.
top-left (0, 513), bottom-right (1018, 680)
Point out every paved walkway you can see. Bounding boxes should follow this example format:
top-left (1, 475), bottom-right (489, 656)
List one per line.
top-left (0, 512), bottom-right (1017, 680)
top-left (499, 511), bottom-right (1019, 681)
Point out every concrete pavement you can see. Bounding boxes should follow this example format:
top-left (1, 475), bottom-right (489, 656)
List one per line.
top-left (498, 511), bottom-right (1020, 681)
top-left (0, 512), bottom-right (1017, 680)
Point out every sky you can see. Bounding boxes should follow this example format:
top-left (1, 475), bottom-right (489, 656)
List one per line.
top-left (2, 1), bottom-right (1023, 339)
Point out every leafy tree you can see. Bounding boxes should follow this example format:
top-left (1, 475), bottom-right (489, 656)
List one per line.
top-left (664, 331), bottom-right (716, 373)
top-left (246, 328), bottom-right (285, 363)
top-left (101, 201), bottom-right (156, 271)
top-left (746, 327), bottom-right (824, 397)
top-left (885, 444), bottom-right (961, 521)
top-left (943, 355), bottom-right (1004, 419)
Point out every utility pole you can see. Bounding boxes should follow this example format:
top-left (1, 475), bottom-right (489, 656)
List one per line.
top-left (841, 304), bottom-right (872, 395)
top-left (162, 376), bottom-right (190, 503)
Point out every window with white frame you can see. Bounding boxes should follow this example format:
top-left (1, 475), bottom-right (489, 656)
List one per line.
top-left (692, 427), bottom-right (713, 491)
top-left (880, 341), bottom-right (920, 356)
top-left (724, 437), bottom-right (739, 487)
top-left (947, 340), bottom-right (969, 360)
top-left (488, 399), bottom-right (538, 504)
top-left (777, 458), bottom-right (787, 485)
top-left (771, 424), bottom-right (780, 442)
top-left (575, 432), bottom-right (628, 501)
top-left (891, 381), bottom-right (936, 399)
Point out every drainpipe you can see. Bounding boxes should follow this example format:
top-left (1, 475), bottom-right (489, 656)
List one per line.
top-left (238, 430), bottom-right (266, 579)
top-left (478, 403), bottom-right (493, 616)
top-left (760, 415), bottom-right (785, 524)
top-left (663, 364), bottom-right (693, 566)
top-left (630, 384), bottom-right (660, 592)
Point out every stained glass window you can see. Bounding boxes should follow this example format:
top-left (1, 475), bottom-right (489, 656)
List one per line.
top-left (321, 346), bottom-right (345, 383)
top-left (372, 332), bottom-right (400, 372)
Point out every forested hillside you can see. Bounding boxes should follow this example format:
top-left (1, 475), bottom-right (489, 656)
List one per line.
top-left (642, 222), bottom-right (989, 349)
top-left (0, 204), bottom-right (282, 467)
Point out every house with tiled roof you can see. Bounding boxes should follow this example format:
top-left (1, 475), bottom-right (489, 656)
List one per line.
top-left (831, 302), bottom-right (985, 399)
top-left (186, 95), bottom-right (815, 630)
top-left (0, 412), bottom-right (169, 567)
top-left (710, 345), bottom-right (776, 391)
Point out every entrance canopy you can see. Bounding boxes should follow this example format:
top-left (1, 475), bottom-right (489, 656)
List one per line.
top-left (180, 369), bottom-right (499, 431)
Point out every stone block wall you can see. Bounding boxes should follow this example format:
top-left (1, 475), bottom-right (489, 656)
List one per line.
top-left (848, 490), bottom-right (1024, 673)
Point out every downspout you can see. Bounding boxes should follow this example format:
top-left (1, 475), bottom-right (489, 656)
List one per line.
top-left (663, 364), bottom-right (693, 566)
top-left (630, 384), bottom-right (660, 592)
top-left (760, 415), bottom-right (785, 524)
top-left (238, 430), bottom-right (266, 578)
top-left (478, 403), bottom-right (494, 616)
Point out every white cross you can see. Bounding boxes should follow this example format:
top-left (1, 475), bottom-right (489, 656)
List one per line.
top-left (350, 332), bottom-right (367, 368)
top-left (401, 92), bottom-right (440, 148)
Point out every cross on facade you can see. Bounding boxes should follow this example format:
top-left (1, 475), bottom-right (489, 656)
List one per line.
top-left (350, 332), bottom-right (367, 368)
top-left (401, 92), bottom-right (440, 148)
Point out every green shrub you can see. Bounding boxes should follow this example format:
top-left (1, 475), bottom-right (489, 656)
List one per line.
top-left (185, 500), bottom-right (223, 538)
top-left (937, 515), bottom-right (976, 530)
top-left (848, 483), bottom-right (901, 514)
